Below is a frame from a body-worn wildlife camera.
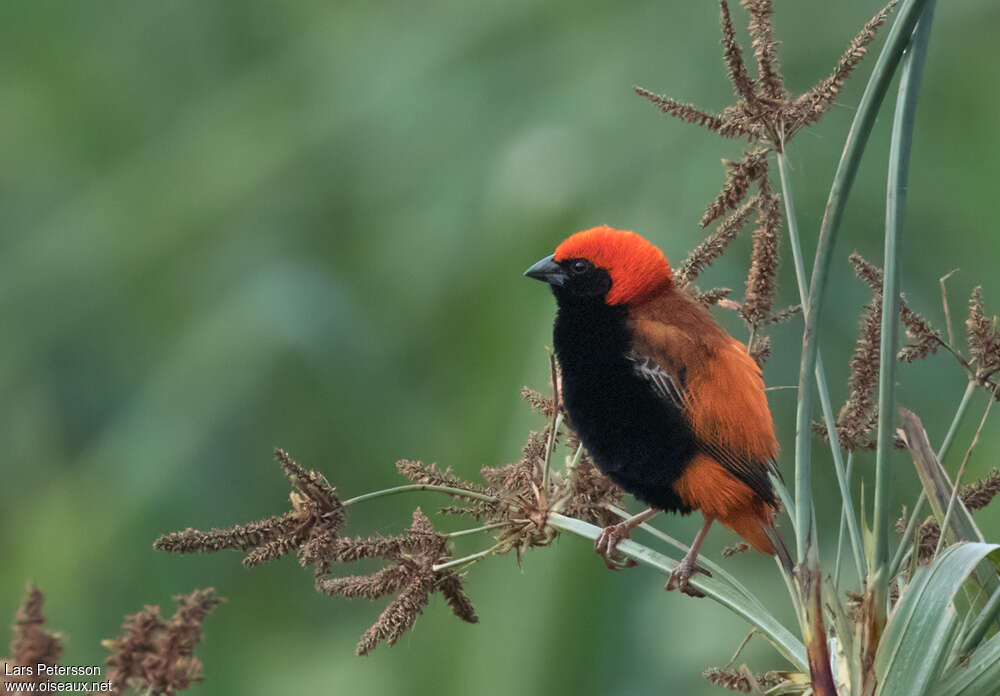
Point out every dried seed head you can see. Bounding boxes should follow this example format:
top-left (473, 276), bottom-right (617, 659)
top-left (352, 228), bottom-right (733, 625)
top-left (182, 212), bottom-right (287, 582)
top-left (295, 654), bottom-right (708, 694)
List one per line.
top-left (395, 459), bottom-right (489, 494)
top-left (103, 588), bottom-right (224, 696)
top-left (749, 334), bottom-right (772, 367)
top-left (741, 0), bottom-right (784, 100)
top-left (961, 468), bottom-right (1000, 511)
top-left (153, 450), bottom-right (345, 571)
top-left (899, 293), bottom-right (942, 362)
top-left (701, 150), bottom-right (769, 227)
top-left (633, 88), bottom-right (733, 135)
top-left (762, 304), bottom-right (801, 326)
top-left (791, 1), bottom-right (897, 129)
top-left (967, 287), bottom-right (1000, 380)
top-left (153, 512), bottom-right (301, 555)
top-left (560, 453), bottom-right (623, 528)
top-left (676, 196), bottom-right (758, 286)
top-left (520, 385), bottom-right (557, 418)
top-left (703, 666), bottom-right (783, 693)
top-left (3, 584), bottom-right (63, 688)
top-left (697, 287), bottom-right (735, 307)
top-left (837, 293), bottom-right (882, 450)
top-left (836, 253), bottom-right (943, 449)
top-left (740, 176), bottom-right (781, 326)
top-left (316, 566), bottom-right (410, 601)
top-left (436, 572), bottom-right (479, 624)
top-left (316, 508), bottom-right (477, 656)
top-left (719, 1), bottom-right (758, 107)
top-left (355, 573), bottom-right (436, 656)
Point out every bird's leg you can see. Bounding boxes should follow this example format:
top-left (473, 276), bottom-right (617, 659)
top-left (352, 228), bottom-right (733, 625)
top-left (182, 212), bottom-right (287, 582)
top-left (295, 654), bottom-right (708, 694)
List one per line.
top-left (666, 515), bottom-right (714, 597)
top-left (594, 508), bottom-right (660, 570)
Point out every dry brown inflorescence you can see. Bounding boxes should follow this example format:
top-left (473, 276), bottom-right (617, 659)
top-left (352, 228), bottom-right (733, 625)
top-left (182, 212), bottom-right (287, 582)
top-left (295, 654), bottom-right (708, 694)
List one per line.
top-left (1, 584), bottom-right (221, 696)
top-left (154, 361), bottom-right (623, 656)
top-left (817, 254), bottom-right (1000, 452)
top-left (1, 584), bottom-right (63, 691)
top-left (641, 0), bottom-right (897, 345)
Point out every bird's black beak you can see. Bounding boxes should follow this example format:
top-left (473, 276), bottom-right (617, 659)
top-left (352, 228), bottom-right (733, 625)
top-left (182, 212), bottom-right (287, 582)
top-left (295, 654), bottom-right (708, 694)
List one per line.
top-left (523, 254), bottom-right (567, 286)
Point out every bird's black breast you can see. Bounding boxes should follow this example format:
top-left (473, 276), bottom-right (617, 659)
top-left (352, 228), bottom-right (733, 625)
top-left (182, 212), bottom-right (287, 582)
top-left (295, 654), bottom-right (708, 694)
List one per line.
top-left (552, 296), bottom-right (698, 513)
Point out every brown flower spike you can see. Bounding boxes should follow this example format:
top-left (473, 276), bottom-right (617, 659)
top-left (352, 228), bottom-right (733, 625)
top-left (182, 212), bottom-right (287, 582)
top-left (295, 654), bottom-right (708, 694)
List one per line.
top-left (316, 508), bottom-right (478, 656)
top-left (1, 584), bottom-right (63, 690)
top-left (821, 253), bottom-right (942, 450)
top-left (102, 589), bottom-right (224, 696)
top-left (153, 449), bottom-right (345, 571)
top-left (638, 0), bottom-right (896, 334)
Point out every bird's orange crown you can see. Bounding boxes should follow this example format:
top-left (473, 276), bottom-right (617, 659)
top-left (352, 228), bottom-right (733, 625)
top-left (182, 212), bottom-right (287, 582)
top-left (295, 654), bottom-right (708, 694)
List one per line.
top-left (554, 226), bottom-right (672, 305)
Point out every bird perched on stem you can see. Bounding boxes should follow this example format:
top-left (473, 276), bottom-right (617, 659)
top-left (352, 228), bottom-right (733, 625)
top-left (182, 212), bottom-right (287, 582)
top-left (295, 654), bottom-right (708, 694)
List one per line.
top-left (525, 226), bottom-right (784, 596)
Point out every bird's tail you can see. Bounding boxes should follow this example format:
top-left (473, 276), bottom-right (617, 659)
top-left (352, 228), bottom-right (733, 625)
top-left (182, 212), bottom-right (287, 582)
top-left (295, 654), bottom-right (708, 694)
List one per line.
top-left (763, 524), bottom-right (794, 574)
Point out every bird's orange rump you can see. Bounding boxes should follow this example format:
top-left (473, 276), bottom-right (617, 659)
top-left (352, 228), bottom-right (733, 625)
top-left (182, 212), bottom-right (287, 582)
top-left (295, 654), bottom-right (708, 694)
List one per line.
top-left (674, 454), bottom-right (776, 554)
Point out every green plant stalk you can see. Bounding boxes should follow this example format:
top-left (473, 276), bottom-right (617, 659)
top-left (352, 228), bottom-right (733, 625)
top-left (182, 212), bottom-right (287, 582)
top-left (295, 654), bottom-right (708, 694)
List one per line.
top-left (342, 483), bottom-right (497, 507)
top-left (777, 150), bottom-right (865, 582)
top-left (959, 584), bottom-right (1000, 655)
top-left (889, 380), bottom-right (976, 578)
top-left (771, 471), bottom-right (797, 538)
top-left (835, 453), bottom-right (856, 588)
top-left (444, 521), bottom-right (512, 537)
top-left (872, 3), bottom-right (935, 614)
top-left (431, 541), bottom-right (505, 572)
top-left (542, 412), bottom-right (563, 491)
top-left (793, 0), bottom-right (932, 561)
top-left (548, 512), bottom-right (808, 670)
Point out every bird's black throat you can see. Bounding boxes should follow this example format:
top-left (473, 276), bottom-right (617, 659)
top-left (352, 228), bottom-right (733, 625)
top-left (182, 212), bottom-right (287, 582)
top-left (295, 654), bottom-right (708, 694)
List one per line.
top-left (551, 290), bottom-right (698, 513)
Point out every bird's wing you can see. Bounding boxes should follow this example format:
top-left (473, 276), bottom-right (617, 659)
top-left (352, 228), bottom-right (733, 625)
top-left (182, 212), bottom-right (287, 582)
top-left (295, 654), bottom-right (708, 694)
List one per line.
top-left (624, 350), bottom-right (686, 410)
top-left (626, 330), bottom-right (780, 507)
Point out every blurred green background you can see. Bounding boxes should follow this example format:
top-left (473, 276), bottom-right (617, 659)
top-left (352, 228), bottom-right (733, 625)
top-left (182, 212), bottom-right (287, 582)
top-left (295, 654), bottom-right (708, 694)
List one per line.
top-left (2, 1), bottom-right (998, 693)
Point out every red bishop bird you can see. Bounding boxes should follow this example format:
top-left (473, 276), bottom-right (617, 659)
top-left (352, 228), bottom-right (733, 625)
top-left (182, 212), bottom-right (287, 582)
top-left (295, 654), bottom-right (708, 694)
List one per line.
top-left (525, 226), bottom-right (783, 596)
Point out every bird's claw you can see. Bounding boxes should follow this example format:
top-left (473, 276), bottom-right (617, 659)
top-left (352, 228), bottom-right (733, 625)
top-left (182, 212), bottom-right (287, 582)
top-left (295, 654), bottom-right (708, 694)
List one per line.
top-left (594, 522), bottom-right (638, 570)
top-left (665, 558), bottom-right (712, 597)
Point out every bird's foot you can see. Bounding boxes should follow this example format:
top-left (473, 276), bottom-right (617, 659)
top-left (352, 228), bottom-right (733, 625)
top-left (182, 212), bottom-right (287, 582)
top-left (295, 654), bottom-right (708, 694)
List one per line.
top-left (665, 555), bottom-right (712, 598)
top-left (594, 522), bottom-right (638, 570)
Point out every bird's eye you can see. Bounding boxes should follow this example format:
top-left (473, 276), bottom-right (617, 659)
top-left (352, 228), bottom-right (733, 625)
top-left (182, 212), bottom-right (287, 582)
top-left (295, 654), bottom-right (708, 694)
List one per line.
top-left (571, 260), bottom-right (591, 275)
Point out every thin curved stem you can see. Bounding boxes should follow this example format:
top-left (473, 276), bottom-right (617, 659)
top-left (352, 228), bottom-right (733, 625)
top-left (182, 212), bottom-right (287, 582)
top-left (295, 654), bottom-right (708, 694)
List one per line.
top-left (444, 521), bottom-right (512, 538)
top-left (432, 541), bottom-right (505, 572)
top-left (834, 453), bottom-right (856, 589)
top-left (342, 484), bottom-right (497, 507)
top-left (777, 150), bottom-right (865, 582)
top-left (872, 2), bottom-right (936, 611)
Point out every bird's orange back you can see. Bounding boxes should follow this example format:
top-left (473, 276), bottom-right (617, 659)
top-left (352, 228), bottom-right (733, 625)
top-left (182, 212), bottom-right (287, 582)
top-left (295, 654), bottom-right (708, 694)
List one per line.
top-left (629, 291), bottom-right (778, 464)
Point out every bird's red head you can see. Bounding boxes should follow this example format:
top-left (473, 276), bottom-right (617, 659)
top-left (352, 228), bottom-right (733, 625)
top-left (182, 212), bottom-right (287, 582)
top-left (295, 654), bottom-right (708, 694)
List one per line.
top-left (552, 226), bottom-right (672, 305)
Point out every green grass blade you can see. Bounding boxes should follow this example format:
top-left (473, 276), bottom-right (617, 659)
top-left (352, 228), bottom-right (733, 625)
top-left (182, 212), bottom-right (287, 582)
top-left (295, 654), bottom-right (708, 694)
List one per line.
top-left (935, 630), bottom-right (1000, 696)
top-left (960, 583), bottom-right (1000, 656)
top-left (875, 542), bottom-right (1000, 696)
top-left (872, 0), bottom-right (936, 612)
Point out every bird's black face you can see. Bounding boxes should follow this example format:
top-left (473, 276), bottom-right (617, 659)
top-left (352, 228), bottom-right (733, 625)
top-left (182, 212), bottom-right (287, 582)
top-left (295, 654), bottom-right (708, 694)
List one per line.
top-left (523, 254), bottom-right (612, 301)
